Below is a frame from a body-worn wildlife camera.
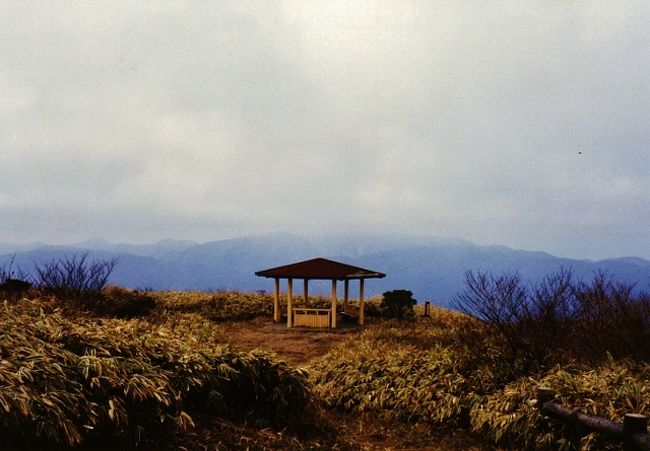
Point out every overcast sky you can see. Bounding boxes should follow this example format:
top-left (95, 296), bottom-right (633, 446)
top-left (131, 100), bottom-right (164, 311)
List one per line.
top-left (1, 1), bottom-right (649, 260)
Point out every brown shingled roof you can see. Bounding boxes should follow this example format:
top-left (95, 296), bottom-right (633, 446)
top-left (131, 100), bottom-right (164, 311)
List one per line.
top-left (255, 257), bottom-right (385, 280)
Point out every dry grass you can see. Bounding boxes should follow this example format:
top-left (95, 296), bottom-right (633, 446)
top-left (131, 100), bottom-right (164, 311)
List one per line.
top-left (326, 411), bottom-right (491, 451)
top-left (0, 291), bottom-right (498, 450)
top-left (0, 298), bottom-right (318, 450)
top-left (217, 317), bottom-right (492, 451)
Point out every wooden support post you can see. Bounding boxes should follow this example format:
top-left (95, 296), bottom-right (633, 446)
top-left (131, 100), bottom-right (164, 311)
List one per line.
top-left (359, 279), bottom-right (365, 326)
top-left (424, 301), bottom-right (431, 317)
top-left (537, 387), bottom-right (555, 411)
top-left (303, 279), bottom-right (309, 307)
top-left (287, 278), bottom-right (293, 328)
top-left (624, 414), bottom-right (648, 451)
top-left (343, 279), bottom-right (349, 311)
top-left (331, 279), bottom-right (337, 329)
top-left (569, 409), bottom-right (585, 447)
top-left (273, 278), bottom-right (280, 323)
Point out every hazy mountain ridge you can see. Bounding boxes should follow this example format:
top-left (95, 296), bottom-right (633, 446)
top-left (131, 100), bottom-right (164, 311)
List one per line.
top-left (71, 238), bottom-right (199, 258)
top-left (2, 233), bottom-right (650, 304)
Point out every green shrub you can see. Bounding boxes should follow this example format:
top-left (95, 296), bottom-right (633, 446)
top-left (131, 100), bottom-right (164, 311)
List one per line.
top-left (379, 290), bottom-right (417, 319)
top-left (362, 297), bottom-right (382, 317)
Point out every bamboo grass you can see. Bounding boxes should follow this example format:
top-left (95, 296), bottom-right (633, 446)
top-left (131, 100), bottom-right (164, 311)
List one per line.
top-left (0, 299), bottom-right (312, 449)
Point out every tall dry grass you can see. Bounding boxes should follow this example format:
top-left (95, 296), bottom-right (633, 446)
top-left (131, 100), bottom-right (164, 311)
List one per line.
top-left (0, 298), bottom-right (313, 449)
top-left (310, 307), bottom-right (650, 450)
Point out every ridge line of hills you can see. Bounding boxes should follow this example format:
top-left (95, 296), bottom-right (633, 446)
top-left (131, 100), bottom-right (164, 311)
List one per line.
top-left (2, 232), bottom-right (649, 305)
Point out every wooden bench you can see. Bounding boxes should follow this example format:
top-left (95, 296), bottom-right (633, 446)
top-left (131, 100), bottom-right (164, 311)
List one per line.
top-left (341, 305), bottom-right (359, 321)
top-left (292, 308), bottom-right (331, 328)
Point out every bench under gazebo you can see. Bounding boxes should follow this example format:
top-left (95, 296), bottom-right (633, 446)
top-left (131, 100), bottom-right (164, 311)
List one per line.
top-left (255, 257), bottom-right (385, 328)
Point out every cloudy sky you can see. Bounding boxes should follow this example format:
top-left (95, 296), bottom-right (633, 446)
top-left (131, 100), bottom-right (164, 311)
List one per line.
top-left (1, 1), bottom-right (649, 260)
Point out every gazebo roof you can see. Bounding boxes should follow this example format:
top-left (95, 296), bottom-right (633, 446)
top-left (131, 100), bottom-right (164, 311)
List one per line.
top-left (255, 257), bottom-right (385, 280)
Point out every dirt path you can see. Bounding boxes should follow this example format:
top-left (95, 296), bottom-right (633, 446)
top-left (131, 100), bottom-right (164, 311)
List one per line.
top-left (220, 318), bottom-right (358, 366)
top-left (219, 320), bottom-right (493, 450)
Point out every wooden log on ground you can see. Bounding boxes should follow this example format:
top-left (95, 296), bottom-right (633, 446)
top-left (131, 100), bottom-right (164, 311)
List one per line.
top-left (537, 387), bottom-right (650, 451)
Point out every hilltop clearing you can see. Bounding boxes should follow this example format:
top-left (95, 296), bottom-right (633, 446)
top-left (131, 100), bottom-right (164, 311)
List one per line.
top-left (2, 287), bottom-right (649, 450)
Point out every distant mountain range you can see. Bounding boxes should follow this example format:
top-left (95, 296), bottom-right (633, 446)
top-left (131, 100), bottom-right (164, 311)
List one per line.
top-left (2, 232), bottom-right (650, 305)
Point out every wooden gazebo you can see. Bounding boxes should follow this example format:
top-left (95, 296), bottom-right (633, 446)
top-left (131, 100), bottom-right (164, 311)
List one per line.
top-left (255, 257), bottom-right (385, 328)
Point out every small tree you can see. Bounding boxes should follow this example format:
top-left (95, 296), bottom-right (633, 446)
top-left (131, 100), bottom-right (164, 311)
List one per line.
top-left (572, 271), bottom-right (650, 362)
top-left (452, 268), bottom-right (578, 373)
top-left (379, 289), bottom-right (417, 319)
top-left (35, 252), bottom-right (118, 302)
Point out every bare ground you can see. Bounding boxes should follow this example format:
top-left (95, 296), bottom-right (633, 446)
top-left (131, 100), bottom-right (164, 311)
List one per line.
top-left (212, 319), bottom-right (494, 451)
top-left (220, 318), bottom-right (359, 366)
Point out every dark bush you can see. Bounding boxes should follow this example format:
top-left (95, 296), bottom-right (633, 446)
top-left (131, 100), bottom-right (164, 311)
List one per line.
top-left (379, 289), bottom-right (417, 319)
top-left (361, 299), bottom-right (381, 317)
top-left (452, 268), bottom-right (650, 371)
top-left (96, 285), bottom-right (156, 318)
top-left (571, 272), bottom-right (650, 362)
top-left (0, 278), bottom-right (32, 300)
top-left (0, 255), bottom-right (32, 300)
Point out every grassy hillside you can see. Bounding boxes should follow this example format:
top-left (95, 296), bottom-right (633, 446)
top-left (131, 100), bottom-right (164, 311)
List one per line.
top-left (1, 289), bottom-right (648, 449)
top-left (0, 296), bottom-right (325, 450)
top-left (309, 312), bottom-right (650, 450)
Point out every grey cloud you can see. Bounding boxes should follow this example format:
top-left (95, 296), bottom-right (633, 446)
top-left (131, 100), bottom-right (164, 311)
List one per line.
top-left (1, 1), bottom-right (649, 259)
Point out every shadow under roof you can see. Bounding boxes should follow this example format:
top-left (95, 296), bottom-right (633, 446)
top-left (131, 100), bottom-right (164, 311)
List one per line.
top-left (255, 257), bottom-right (385, 280)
